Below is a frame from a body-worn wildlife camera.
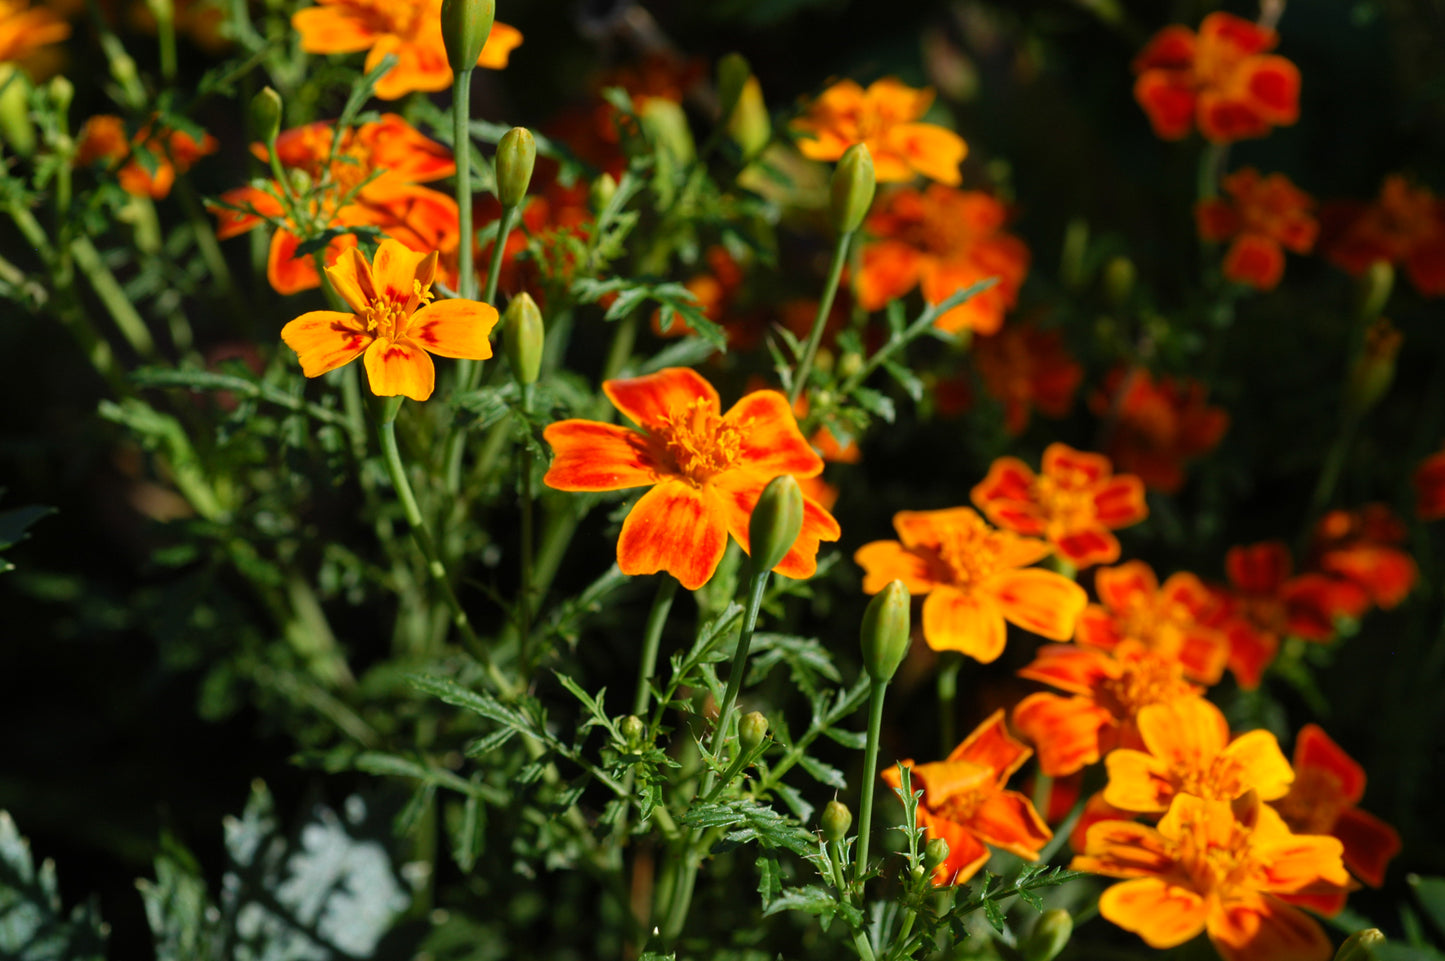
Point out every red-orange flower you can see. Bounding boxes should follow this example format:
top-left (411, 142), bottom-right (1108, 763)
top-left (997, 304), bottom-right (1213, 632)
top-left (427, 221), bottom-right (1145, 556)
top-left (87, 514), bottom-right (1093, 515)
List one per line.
top-left (792, 77), bottom-right (967, 186)
top-left (1415, 446), bottom-right (1445, 520)
top-left (280, 239), bottom-right (495, 402)
top-left (1224, 541), bottom-right (1370, 647)
top-left (1013, 641), bottom-right (1202, 777)
top-left (1322, 176), bottom-right (1445, 297)
top-left (855, 508), bottom-right (1086, 663)
top-left (212, 114), bottom-right (458, 295)
top-left (75, 114), bottom-right (216, 199)
top-left (1074, 793), bottom-right (1349, 961)
top-left (1091, 368), bottom-right (1229, 493)
top-left (856, 186), bottom-right (1029, 335)
top-left (880, 710), bottom-right (1051, 885)
top-left (0, 0), bottom-right (69, 63)
top-left (971, 443), bottom-right (1147, 568)
top-left (1308, 505), bottom-right (1417, 610)
top-left (971, 323), bottom-right (1082, 434)
top-left (1133, 12), bottom-right (1300, 144)
top-left (1272, 725), bottom-right (1401, 888)
top-left (542, 368), bottom-right (840, 591)
top-left (292, 0), bottom-right (521, 100)
top-left (1076, 561), bottom-right (1230, 686)
top-left (1197, 168), bottom-right (1317, 290)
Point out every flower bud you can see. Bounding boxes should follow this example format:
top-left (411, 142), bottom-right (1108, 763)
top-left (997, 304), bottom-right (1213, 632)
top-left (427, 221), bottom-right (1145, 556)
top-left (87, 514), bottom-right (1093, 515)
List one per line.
top-left (727, 77), bottom-right (770, 159)
top-left (1022, 909), bottom-right (1073, 961)
top-left (820, 800), bottom-right (852, 843)
top-left (287, 167), bottom-right (312, 196)
top-left (250, 86), bottom-right (282, 146)
top-left (1060, 218), bottom-right (1090, 291)
top-left (48, 76), bottom-right (73, 119)
top-left (620, 714), bottom-right (646, 749)
top-left (440, 0), bottom-right (495, 74)
top-left (639, 98), bottom-right (695, 166)
top-left (748, 474), bottom-right (803, 575)
top-left (860, 580), bottom-right (911, 683)
top-left (1355, 260), bottom-right (1394, 323)
top-left (0, 65), bottom-right (35, 157)
top-left (1334, 929), bottom-right (1384, 961)
top-left (110, 52), bottom-right (138, 90)
top-left (829, 143), bottom-right (875, 235)
top-left (1102, 255), bottom-right (1135, 308)
top-left (923, 836), bottom-right (950, 871)
top-left (495, 126), bottom-right (535, 209)
top-left (503, 292), bottom-right (543, 386)
top-left (739, 710), bottom-right (768, 754)
top-left (716, 53), bottom-right (752, 123)
top-left (1346, 317), bottom-right (1401, 416)
top-left (590, 172), bottom-right (617, 213)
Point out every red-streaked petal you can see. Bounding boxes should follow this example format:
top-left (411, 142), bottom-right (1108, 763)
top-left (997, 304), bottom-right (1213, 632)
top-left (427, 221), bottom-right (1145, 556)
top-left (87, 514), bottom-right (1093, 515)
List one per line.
top-left (363, 338), bottom-right (436, 401)
top-left (1334, 806), bottom-right (1401, 887)
top-left (1104, 749), bottom-right (1176, 813)
top-left (1224, 234), bottom-right (1286, 290)
top-left (712, 470), bottom-right (839, 580)
top-left (1293, 724), bottom-right (1366, 804)
top-left (854, 540), bottom-right (941, 595)
top-left (971, 790), bottom-right (1052, 860)
top-left (542, 421), bottom-right (662, 491)
top-left (616, 480), bottom-right (729, 590)
top-left (406, 299), bottom-right (498, 359)
top-left (1227, 541), bottom-right (1292, 593)
top-left (723, 390), bottom-right (824, 478)
top-left (1134, 72), bottom-right (1197, 140)
top-left (1055, 528), bottom-right (1120, 567)
top-left (922, 588), bottom-right (1008, 662)
top-left (604, 367), bottom-right (719, 430)
top-left (986, 568), bottom-right (1088, 641)
top-left (1096, 561), bottom-right (1159, 612)
top-left (950, 709), bottom-right (1032, 779)
top-left (372, 238), bottom-right (430, 303)
top-left (1042, 443), bottom-right (1111, 484)
top-left (1208, 895), bottom-right (1332, 961)
top-left (916, 807), bottom-right (991, 886)
top-left (1098, 878), bottom-right (1207, 949)
top-left (280, 310), bottom-right (370, 377)
top-left (1074, 820), bottom-right (1175, 876)
top-left (1013, 692), bottom-right (1114, 777)
top-left (326, 246), bottom-right (376, 314)
top-left (1240, 55), bottom-right (1301, 124)
top-left (1092, 475), bottom-right (1149, 528)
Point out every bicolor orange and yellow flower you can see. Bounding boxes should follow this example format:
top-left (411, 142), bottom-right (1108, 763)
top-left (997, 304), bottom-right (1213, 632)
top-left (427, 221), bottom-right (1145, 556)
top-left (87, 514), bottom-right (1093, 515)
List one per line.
top-left (855, 507), bottom-right (1086, 663)
top-left (1076, 561), bottom-right (1229, 685)
top-left (1196, 168), bottom-right (1317, 290)
top-left (792, 78), bottom-right (966, 186)
top-left (542, 368), bottom-right (840, 591)
top-left (75, 114), bottom-right (216, 199)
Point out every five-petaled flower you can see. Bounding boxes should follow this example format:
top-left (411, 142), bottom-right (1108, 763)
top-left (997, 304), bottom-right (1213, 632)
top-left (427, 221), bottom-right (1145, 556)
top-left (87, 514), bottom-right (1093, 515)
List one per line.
top-left (1074, 792), bottom-right (1350, 961)
top-left (280, 238), bottom-right (497, 402)
top-left (792, 78), bottom-right (967, 186)
top-left (1308, 505), bottom-right (1417, 611)
top-left (971, 323), bottom-right (1082, 435)
top-left (855, 507), bottom-right (1086, 663)
top-left (1322, 175), bottom-right (1445, 297)
top-left (971, 443), bottom-right (1147, 569)
top-left (541, 368), bottom-right (841, 591)
top-left (1133, 12), bottom-right (1300, 144)
top-left (880, 710), bottom-right (1052, 886)
top-left (1090, 368), bottom-right (1229, 494)
top-left (75, 114), bottom-right (217, 200)
top-left (1196, 168), bottom-right (1318, 290)
top-left (292, 0), bottom-right (522, 100)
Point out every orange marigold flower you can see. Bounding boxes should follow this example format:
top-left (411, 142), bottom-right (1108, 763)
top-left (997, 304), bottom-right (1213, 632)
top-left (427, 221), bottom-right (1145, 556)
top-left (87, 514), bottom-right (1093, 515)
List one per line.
top-left (1103, 697), bottom-right (1293, 815)
top-left (1090, 368), bottom-right (1229, 493)
top-left (1273, 725), bottom-right (1401, 888)
top-left (1308, 504), bottom-right (1417, 610)
top-left (75, 114), bottom-right (217, 199)
top-left (880, 710), bottom-right (1051, 886)
top-left (1415, 445), bottom-right (1445, 521)
top-left (1132, 12), bottom-right (1300, 144)
top-left (792, 77), bottom-right (967, 186)
top-left (971, 443), bottom-right (1147, 568)
top-left (856, 186), bottom-right (1028, 335)
top-left (1322, 176), bottom-right (1445, 297)
top-left (1196, 168), bottom-right (1318, 290)
top-left (1225, 541), bottom-right (1369, 646)
top-left (972, 323), bottom-right (1082, 434)
top-left (212, 114), bottom-right (458, 295)
top-left (542, 368), bottom-right (841, 591)
top-left (1074, 793), bottom-right (1349, 961)
top-left (0, 0), bottom-right (69, 63)
top-left (292, 0), bottom-right (521, 100)
top-left (280, 239), bottom-right (495, 402)
top-left (1077, 561), bottom-right (1230, 685)
top-left (854, 507), bottom-right (1087, 663)
top-left (1013, 641), bottom-right (1202, 777)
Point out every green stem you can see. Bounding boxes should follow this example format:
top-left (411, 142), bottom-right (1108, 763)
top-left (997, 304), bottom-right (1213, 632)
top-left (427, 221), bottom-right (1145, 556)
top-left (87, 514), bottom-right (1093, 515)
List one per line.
top-left (708, 567), bottom-right (769, 767)
top-left (937, 653), bottom-right (960, 756)
top-left (600, 313), bottom-right (640, 387)
top-left (789, 229), bottom-right (853, 406)
top-left (453, 68), bottom-right (476, 301)
top-left (482, 204), bottom-right (519, 309)
top-left (852, 929), bottom-right (878, 961)
top-left (854, 678), bottom-right (888, 886)
top-left (517, 382), bottom-right (538, 664)
top-left (70, 235), bottom-right (155, 358)
top-left (634, 575), bottom-right (678, 716)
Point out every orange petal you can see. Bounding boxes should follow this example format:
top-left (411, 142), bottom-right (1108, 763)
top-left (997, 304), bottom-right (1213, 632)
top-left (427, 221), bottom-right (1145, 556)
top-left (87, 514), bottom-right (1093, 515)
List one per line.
top-left (916, 806), bottom-right (991, 886)
top-left (477, 21), bottom-right (523, 69)
top-left (712, 470), bottom-right (839, 580)
top-left (854, 540), bottom-right (941, 595)
top-left (406, 299), bottom-right (498, 359)
top-left (1132, 26), bottom-right (1195, 73)
top-left (1334, 806), bottom-right (1401, 887)
top-left (856, 241), bottom-right (924, 312)
top-left (1103, 749), bottom-right (1177, 813)
top-left (542, 421), bottom-right (661, 492)
top-left (922, 588), bottom-right (1007, 662)
top-left (292, 5), bottom-right (377, 53)
top-left (1224, 234), bottom-right (1286, 290)
top-left (1055, 528), bottom-right (1120, 568)
top-left (1208, 895), bottom-right (1333, 961)
top-left (616, 480), bottom-right (729, 590)
top-left (884, 122), bottom-right (966, 186)
top-left (986, 568), bottom-right (1088, 640)
top-left (1292, 724), bottom-right (1366, 804)
top-left (280, 310), bottom-right (370, 377)
top-left (1092, 475), bottom-right (1148, 528)
top-left (970, 789), bottom-right (1052, 860)
top-left (723, 390), bottom-right (824, 478)
top-left (363, 337), bottom-right (436, 402)
top-left (267, 229), bottom-right (322, 295)
top-left (1218, 729), bottom-right (1295, 802)
top-left (1136, 697), bottom-right (1229, 769)
top-left (1098, 878), bottom-right (1207, 949)
top-left (950, 709), bottom-right (1032, 780)
top-left (326, 246), bottom-right (376, 314)
top-left (1096, 560), bottom-right (1159, 612)
top-left (1073, 819), bottom-right (1174, 876)
top-left (1013, 692), bottom-right (1113, 777)
top-left (372, 238), bottom-right (430, 303)
top-left (605, 367), bottom-right (719, 430)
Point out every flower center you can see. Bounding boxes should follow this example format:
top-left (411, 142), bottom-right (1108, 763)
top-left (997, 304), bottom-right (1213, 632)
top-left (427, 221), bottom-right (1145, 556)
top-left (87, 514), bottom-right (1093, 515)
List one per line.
top-left (1031, 470), bottom-right (1098, 536)
top-left (651, 399), bottom-right (743, 485)
top-left (1170, 811), bottom-right (1255, 896)
top-left (360, 279), bottom-right (432, 343)
top-left (932, 517), bottom-right (1005, 588)
top-left (1115, 592), bottom-right (1195, 661)
top-left (1096, 653), bottom-right (1195, 722)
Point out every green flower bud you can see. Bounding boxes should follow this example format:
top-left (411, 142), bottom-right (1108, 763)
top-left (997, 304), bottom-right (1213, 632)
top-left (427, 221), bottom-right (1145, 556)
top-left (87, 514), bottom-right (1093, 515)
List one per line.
top-left (727, 77), bottom-right (770, 159)
top-left (829, 143), bottom-right (875, 235)
top-left (1346, 317), bottom-right (1401, 416)
top-left (48, 76), bottom-right (73, 119)
top-left (1022, 909), bottom-right (1073, 961)
top-left (1334, 929), bottom-right (1384, 961)
top-left (1060, 218), bottom-right (1090, 291)
top-left (923, 836), bottom-right (950, 871)
top-left (495, 126), bottom-right (536, 209)
top-left (739, 711), bottom-right (769, 754)
top-left (440, 0), bottom-right (495, 75)
top-left (748, 475), bottom-right (803, 575)
top-left (639, 98), bottom-right (695, 166)
top-left (251, 86), bottom-right (282, 146)
top-left (110, 52), bottom-right (138, 91)
top-left (287, 167), bottom-right (312, 196)
top-left (1102, 255), bottom-right (1135, 308)
top-left (820, 800), bottom-right (852, 843)
top-left (0, 65), bottom-right (35, 157)
top-left (1356, 260), bottom-right (1394, 323)
top-left (620, 714), bottom-right (646, 749)
top-left (860, 580), bottom-right (911, 683)
top-left (590, 173), bottom-right (618, 213)
top-left (716, 53), bottom-right (752, 124)
top-left (503, 292), bottom-right (544, 386)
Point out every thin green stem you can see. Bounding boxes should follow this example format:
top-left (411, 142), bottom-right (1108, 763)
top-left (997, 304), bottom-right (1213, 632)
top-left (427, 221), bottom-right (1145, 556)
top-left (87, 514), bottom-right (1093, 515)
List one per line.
top-left (852, 929), bottom-right (878, 961)
top-left (482, 204), bottom-right (519, 309)
top-left (789, 230), bottom-right (853, 406)
top-left (937, 653), bottom-right (960, 756)
top-left (600, 313), bottom-right (639, 388)
top-left (69, 235), bottom-right (155, 358)
top-left (708, 567), bottom-right (769, 767)
top-left (854, 678), bottom-right (888, 886)
top-left (633, 576), bottom-right (678, 717)
top-left (453, 69), bottom-right (476, 301)
top-left (517, 382), bottom-right (538, 665)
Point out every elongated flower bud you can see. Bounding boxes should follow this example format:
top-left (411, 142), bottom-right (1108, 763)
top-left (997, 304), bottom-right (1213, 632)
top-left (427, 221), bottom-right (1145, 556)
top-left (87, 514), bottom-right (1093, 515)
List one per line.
top-left (1334, 929), bottom-right (1384, 961)
top-left (640, 98), bottom-right (695, 166)
top-left (749, 475), bottom-right (803, 575)
top-left (716, 53), bottom-right (752, 123)
top-left (830, 143), bottom-right (875, 235)
top-left (503, 292), bottom-right (543, 385)
top-left (821, 800), bottom-right (852, 842)
top-left (251, 87), bottom-right (282, 146)
top-left (727, 78), bottom-right (770, 159)
top-left (739, 711), bottom-right (768, 754)
top-left (495, 126), bottom-right (536, 209)
top-left (0, 66), bottom-right (35, 156)
top-left (1355, 261), bottom-right (1393, 323)
top-left (1022, 910), bottom-right (1073, 961)
top-left (48, 76), bottom-right (73, 120)
top-left (1346, 317), bottom-right (1401, 416)
top-left (1102, 256), bottom-right (1135, 308)
top-left (923, 836), bottom-right (950, 871)
top-left (440, 0), bottom-right (495, 74)
top-left (861, 580), bottom-right (910, 683)
top-left (590, 173), bottom-right (617, 213)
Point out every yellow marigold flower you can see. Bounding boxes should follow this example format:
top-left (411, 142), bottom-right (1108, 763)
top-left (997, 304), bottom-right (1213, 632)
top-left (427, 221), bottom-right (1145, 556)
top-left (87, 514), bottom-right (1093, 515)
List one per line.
top-left (792, 77), bottom-right (966, 186)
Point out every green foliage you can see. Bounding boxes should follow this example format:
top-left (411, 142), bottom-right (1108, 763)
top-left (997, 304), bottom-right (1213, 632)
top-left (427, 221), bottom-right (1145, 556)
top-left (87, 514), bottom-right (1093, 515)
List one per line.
top-left (0, 811), bottom-right (107, 961)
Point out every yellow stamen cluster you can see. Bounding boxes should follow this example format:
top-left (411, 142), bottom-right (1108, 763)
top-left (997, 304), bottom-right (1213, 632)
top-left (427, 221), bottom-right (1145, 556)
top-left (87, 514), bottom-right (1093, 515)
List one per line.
top-left (652, 399), bottom-right (744, 485)
top-left (933, 514), bottom-right (1006, 587)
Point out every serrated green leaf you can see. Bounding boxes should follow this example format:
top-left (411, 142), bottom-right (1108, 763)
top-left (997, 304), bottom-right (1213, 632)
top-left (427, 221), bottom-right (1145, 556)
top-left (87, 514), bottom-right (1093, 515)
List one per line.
top-left (756, 856), bottom-right (783, 907)
top-left (0, 810), bottom-right (108, 960)
top-left (797, 755), bottom-right (847, 790)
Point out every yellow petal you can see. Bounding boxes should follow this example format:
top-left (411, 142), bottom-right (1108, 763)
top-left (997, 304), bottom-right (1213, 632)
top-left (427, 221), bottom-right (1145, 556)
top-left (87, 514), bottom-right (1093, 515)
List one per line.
top-left (406, 298), bottom-right (498, 359)
top-left (280, 310), bottom-right (370, 377)
top-left (363, 337), bottom-right (436, 401)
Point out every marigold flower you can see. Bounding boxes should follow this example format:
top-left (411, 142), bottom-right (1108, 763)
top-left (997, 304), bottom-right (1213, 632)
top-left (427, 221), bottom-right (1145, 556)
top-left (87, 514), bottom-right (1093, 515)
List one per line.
top-left (75, 114), bottom-right (216, 199)
top-left (280, 239), bottom-right (496, 402)
top-left (856, 185), bottom-right (1028, 335)
top-left (1272, 724), bottom-right (1401, 888)
top-left (880, 710), bottom-right (1051, 885)
top-left (971, 444), bottom-right (1147, 568)
top-left (1308, 505), bottom-right (1417, 610)
top-left (1322, 176), bottom-right (1445, 297)
top-left (1103, 697), bottom-right (1293, 815)
top-left (1074, 793), bottom-right (1350, 961)
top-left (1223, 541), bottom-right (1369, 648)
top-left (855, 508), bottom-right (1086, 663)
top-left (1013, 641), bottom-right (1202, 777)
top-left (1077, 561), bottom-right (1229, 685)
top-left (212, 114), bottom-right (458, 295)
top-left (1132, 12), bottom-right (1300, 144)
top-left (971, 323), bottom-right (1082, 434)
top-left (792, 77), bottom-right (966, 186)
top-left (542, 368), bottom-right (840, 591)
top-left (1091, 368), bottom-right (1229, 493)
top-left (292, 0), bottom-right (521, 100)
top-left (0, 0), bottom-right (69, 63)
top-left (1197, 168), bottom-right (1318, 290)
top-left (1415, 445), bottom-right (1445, 521)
